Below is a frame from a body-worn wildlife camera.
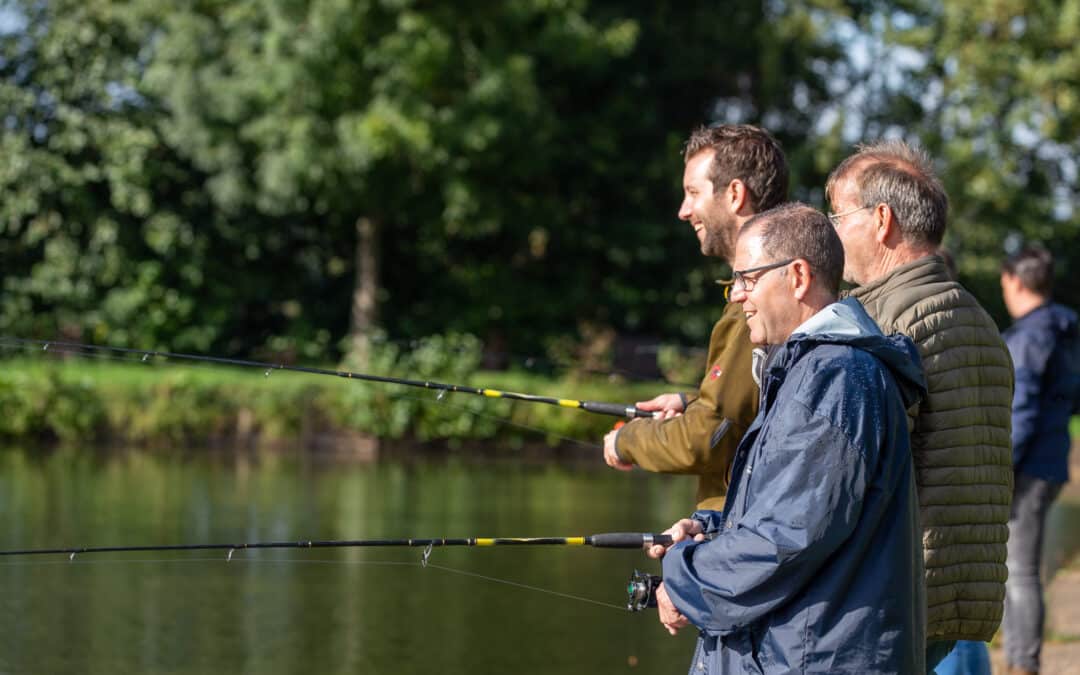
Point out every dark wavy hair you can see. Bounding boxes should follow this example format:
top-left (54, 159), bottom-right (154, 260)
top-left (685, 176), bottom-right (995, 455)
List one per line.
top-left (683, 124), bottom-right (789, 212)
top-left (1003, 245), bottom-right (1054, 296)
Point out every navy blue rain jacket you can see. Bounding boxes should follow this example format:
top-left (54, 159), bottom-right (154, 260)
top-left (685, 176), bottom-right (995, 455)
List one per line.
top-left (662, 298), bottom-right (927, 674)
top-left (1003, 302), bottom-right (1080, 483)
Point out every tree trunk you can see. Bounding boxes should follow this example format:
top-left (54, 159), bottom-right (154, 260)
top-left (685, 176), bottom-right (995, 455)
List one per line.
top-left (349, 216), bottom-right (379, 367)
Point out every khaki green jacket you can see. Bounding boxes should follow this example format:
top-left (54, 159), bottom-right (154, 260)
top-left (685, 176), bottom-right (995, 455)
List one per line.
top-left (851, 255), bottom-right (1014, 642)
top-left (614, 301), bottom-right (759, 510)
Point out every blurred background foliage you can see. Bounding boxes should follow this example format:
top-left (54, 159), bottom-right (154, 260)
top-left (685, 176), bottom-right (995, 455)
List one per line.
top-left (0, 348), bottom-right (671, 447)
top-left (0, 0), bottom-right (1077, 371)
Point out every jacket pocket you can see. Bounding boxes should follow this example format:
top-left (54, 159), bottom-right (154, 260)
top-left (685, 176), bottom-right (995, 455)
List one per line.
top-left (722, 630), bottom-right (765, 675)
top-left (710, 418), bottom-right (732, 449)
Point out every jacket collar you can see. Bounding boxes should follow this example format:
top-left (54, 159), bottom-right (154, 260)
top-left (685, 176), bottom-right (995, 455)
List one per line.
top-left (849, 254), bottom-right (952, 305)
top-left (763, 298), bottom-right (927, 411)
top-left (791, 297), bottom-right (883, 339)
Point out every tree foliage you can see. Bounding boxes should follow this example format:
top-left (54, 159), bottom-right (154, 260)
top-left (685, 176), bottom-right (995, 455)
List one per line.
top-left (3, 0), bottom-right (1071, 364)
top-left (0, 2), bottom-right (210, 347)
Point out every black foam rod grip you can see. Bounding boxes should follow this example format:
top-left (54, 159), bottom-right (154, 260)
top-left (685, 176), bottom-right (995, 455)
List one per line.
top-left (589, 532), bottom-right (673, 548)
top-left (581, 401), bottom-right (657, 418)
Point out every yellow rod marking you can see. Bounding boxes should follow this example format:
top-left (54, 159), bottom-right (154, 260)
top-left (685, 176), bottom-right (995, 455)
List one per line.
top-left (565, 537), bottom-right (586, 546)
top-left (557, 399), bottom-right (581, 408)
top-left (481, 390), bottom-right (502, 398)
top-left (475, 538), bottom-right (496, 546)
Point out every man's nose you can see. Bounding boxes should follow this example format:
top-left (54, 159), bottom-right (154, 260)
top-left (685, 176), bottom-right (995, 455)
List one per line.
top-left (677, 199), bottom-right (692, 221)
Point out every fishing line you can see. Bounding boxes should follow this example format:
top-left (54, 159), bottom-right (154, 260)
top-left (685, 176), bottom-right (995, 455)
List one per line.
top-left (0, 555), bottom-right (626, 611)
top-left (0, 339), bottom-right (602, 450)
top-left (424, 563), bottom-right (624, 611)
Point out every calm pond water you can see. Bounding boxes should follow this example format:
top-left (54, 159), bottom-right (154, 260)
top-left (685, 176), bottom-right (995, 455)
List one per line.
top-left (0, 446), bottom-right (700, 675)
top-left (4, 447), bottom-right (1080, 675)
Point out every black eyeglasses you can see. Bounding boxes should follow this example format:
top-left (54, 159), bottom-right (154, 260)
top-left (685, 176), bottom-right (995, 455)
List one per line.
top-left (717, 258), bottom-right (795, 299)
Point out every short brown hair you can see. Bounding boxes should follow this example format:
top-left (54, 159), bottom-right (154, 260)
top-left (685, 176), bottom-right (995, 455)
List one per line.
top-left (825, 139), bottom-right (948, 247)
top-left (684, 124), bottom-right (788, 212)
top-left (741, 202), bottom-right (845, 296)
top-left (1003, 245), bottom-right (1054, 296)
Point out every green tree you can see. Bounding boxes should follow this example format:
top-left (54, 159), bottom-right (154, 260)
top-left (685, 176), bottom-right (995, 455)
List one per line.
top-left (0, 1), bottom-right (345, 356)
top-left (2, 0), bottom-right (857, 363)
top-left (0, 1), bottom-right (213, 347)
top-left (931, 1), bottom-right (1080, 319)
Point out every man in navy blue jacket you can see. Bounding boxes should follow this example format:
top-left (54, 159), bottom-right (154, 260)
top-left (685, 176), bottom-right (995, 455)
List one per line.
top-left (1000, 245), bottom-right (1080, 675)
top-left (647, 203), bottom-right (927, 674)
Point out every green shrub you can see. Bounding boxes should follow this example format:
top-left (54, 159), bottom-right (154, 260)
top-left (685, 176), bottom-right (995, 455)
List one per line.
top-left (332, 332), bottom-right (499, 441)
top-left (0, 368), bottom-right (106, 441)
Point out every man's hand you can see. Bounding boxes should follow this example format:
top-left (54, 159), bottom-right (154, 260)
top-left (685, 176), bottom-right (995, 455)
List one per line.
top-left (646, 518), bottom-right (705, 559)
top-left (635, 393), bottom-right (685, 420)
top-left (603, 428), bottom-right (634, 471)
top-left (656, 582), bottom-right (689, 635)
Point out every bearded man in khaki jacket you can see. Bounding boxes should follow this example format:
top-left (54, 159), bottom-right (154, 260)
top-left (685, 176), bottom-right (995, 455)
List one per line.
top-left (826, 140), bottom-right (1014, 673)
top-left (601, 124), bottom-right (788, 510)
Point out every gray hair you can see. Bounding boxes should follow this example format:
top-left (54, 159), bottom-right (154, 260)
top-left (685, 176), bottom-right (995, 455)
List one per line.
top-left (825, 139), bottom-right (948, 247)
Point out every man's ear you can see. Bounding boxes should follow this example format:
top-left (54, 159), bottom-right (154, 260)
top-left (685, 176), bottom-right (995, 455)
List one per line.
top-left (873, 203), bottom-right (896, 244)
top-left (790, 259), bottom-right (814, 300)
top-left (726, 179), bottom-right (751, 216)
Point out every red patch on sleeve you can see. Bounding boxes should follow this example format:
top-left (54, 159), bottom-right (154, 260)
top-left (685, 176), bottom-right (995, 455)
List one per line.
top-left (710, 366), bottom-right (723, 379)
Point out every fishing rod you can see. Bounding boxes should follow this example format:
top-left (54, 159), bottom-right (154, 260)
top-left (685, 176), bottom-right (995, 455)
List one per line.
top-left (0, 532), bottom-right (672, 559)
top-left (0, 533), bottom-right (672, 612)
top-left (0, 337), bottom-right (659, 419)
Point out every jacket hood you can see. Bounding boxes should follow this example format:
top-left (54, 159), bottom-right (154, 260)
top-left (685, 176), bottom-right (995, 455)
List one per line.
top-left (1022, 302), bottom-right (1079, 340)
top-left (781, 297), bottom-right (927, 409)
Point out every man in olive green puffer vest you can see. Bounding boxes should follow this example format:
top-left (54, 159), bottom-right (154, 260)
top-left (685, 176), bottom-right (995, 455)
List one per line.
top-left (601, 124), bottom-right (788, 510)
top-left (826, 140), bottom-right (1013, 673)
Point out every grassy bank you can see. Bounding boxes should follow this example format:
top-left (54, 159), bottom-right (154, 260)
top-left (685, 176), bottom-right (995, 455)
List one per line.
top-left (8, 352), bottom-right (1080, 453)
top-left (0, 358), bottom-right (673, 450)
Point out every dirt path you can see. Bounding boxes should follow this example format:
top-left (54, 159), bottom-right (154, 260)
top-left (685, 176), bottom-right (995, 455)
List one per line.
top-left (989, 468), bottom-right (1080, 674)
top-left (988, 567), bottom-right (1080, 674)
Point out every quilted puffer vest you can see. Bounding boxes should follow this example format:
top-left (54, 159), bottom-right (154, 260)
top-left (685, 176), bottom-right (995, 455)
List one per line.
top-left (851, 255), bottom-right (1014, 642)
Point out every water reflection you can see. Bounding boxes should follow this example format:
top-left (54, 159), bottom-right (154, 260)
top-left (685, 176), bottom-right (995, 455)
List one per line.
top-left (0, 447), bottom-right (698, 675)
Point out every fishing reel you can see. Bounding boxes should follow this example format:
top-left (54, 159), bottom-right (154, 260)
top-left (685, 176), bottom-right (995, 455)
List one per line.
top-left (626, 569), bottom-right (662, 612)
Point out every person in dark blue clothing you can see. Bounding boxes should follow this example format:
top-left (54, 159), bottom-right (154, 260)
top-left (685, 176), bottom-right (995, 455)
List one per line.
top-left (1000, 245), bottom-right (1080, 675)
top-left (647, 202), bottom-right (928, 674)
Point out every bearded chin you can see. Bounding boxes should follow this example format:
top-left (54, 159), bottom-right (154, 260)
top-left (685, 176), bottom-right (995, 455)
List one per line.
top-left (701, 228), bottom-right (733, 261)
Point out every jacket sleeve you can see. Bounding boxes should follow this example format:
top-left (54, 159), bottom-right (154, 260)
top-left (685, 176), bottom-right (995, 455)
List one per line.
top-left (1005, 325), bottom-right (1053, 466)
top-left (614, 303), bottom-right (758, 476)
top-left (661, 390), bottom-right (872, 635)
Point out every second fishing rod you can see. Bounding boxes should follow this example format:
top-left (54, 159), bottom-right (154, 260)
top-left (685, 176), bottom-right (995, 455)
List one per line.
top-left (0, 530), bottom-right (673, 612)
top-left (1, 337), bottom-right (659, 420)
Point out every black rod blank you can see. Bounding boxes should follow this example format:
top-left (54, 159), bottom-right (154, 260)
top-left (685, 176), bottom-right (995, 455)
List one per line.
top-left (0, 533), bottom-right (674, 558)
